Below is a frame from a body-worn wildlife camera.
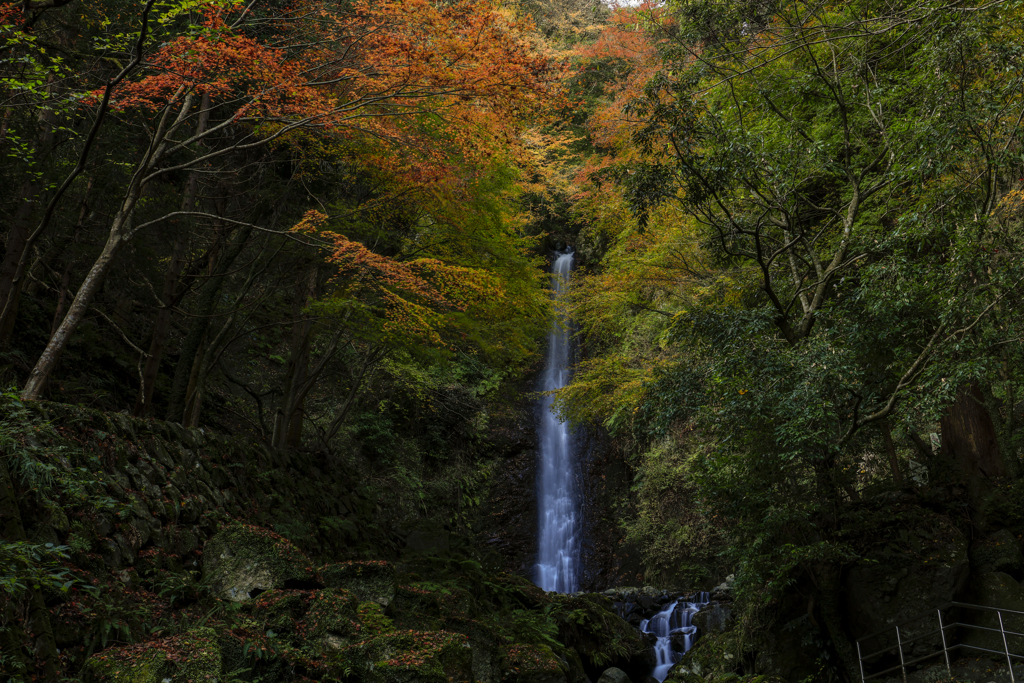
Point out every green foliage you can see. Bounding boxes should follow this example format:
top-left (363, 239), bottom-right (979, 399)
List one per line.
top-left (0, 541), bottom-right (76, 596)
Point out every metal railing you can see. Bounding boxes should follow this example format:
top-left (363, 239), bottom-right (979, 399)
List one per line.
top-left (856, 602), bottom-right (1024, 683)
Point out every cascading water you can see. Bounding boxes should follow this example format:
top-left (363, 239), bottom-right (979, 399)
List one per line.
top-left (640, 592), bottom-right (710, 682)
top-left (535, 249), bottom-right (579, 594)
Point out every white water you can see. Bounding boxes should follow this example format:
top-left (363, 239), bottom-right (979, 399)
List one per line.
top-left (535, 250), bottom-right (579, 594)
top-left (640, 592), bottom-right (710, 682)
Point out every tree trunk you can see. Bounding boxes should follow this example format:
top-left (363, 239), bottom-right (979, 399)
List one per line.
top-left (21, 91), bottom-right (196, 401)
top-left (940, 383), bottom-right (1012, 480)
top-left (133, 94), bottom-right (211, 416)
top-left (21, 226), bottom-right (126, 400)
top-left (165, 225), bottom-right (252, 423)
top-left (273, 268), bottom-right (318, 450)
top-left (879, 417), bottom-right (905, 487)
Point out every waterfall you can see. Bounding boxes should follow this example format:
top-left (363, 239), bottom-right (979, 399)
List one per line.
top-left (640, 592), bottom-right (710, 682)
top-left (535, 249), bottom-right (579, 594)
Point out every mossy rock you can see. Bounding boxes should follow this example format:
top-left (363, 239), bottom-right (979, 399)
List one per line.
top-left (83, 627), bottom-right (221, 683)
top-left (203, 523), bottom-right (318, 601)
top-left (443, 616), bottom-right (504, 683)
top-left (330, 629), bottom-right (473, 683)
top-left (500, 643), bottom-right (568, 683)
top-left (242, 589), bottom-right (311, 637)
top-left (320, 560), bottom-right (396, 606)
top-left (302, 588), bottom-right (360, 650)
top-left (548, 593), bottom-right (647, 680)
top-left (387, 584), bottom-right (448, 631)
top-left (358, 601), bottom-right (396, 638)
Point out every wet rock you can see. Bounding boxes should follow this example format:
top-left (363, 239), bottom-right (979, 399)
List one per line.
top-left (636, 594), bottom-right (657, 612)
top-left (669, 628), bottom-right (696, 651)
top-left (202, 523), bottom-right (318, 601)
top-left (596, 667), bottom-right (632, 683)
top-left (691, 602), bottom-right (734, 633)
top-left (320, 560), bottom-right (396, 606)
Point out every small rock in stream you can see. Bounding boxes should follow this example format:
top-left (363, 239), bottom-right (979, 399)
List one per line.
top-left (597, 667), bottom-right (633, 683)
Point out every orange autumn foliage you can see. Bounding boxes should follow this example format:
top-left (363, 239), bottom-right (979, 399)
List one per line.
top-left (96, 0), bottom-right (561, 196)
top-left (292, 210), bottom-right (507, 349)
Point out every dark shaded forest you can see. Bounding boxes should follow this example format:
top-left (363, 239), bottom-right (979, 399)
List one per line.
top-left (4, 0), bottom-right (1024, 682)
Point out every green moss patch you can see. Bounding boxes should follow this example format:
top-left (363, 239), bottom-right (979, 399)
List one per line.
top-left (83, 627), bottom-right (221, 683)
top-left (358, 601), bottom-right (396, 637)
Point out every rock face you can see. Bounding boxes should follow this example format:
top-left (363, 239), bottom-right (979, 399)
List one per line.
top-left (202, 523), bottom-right (319, 601)
top-left (844, 511), bottom-right (969, 659)
top-left (960, 572), bottom-right (1024, 657)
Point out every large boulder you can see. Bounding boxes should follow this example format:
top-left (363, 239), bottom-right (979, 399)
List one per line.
top-left (83, 628), bottom-right (220, 683)
top-left (549, 593), bottom-right (650, 681)
top-left (844, 510), bottom-right (969, 659)
top-left (202, 523), bottom-right (318, 601)
top-left (302, 588), bottom-right (361, 650)
top-left (665, 629), bottom-right (743, 683)
top-left (960, 572), bottom-right (1024, 658)
top-left (692, 602), bottom-right (734, 634)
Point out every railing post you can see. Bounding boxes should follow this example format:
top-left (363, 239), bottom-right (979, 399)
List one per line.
top-left (998, 610), bottom-right (1016, 683)
top-left (937, 608), bottom-right (951, 676)
top-left (856, 639), bottom-right (866, 683)
top-left (895, 625), bottom-right (908, 683)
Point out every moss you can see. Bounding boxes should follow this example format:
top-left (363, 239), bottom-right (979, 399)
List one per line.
top-left (666, 630), bottom-right (746, 683)
top-left (548, 593), bottom-right (645, 674)
top-left (320, 560), bottom-right (396, 606)
top-left (363, 629), bottom-right (474, 683)
top-left (83, 627), bottom-right (221, 683)
top-left (358, 601), bottom-right (396, 637)
top-left (203, 523), bottom-right (317, 601)
top-left (303, 588), bottom-right (360, 645)
top-left (501, 643), bottom-right (567, 683)
top-left (243, 589), bottom-right (310, 636)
